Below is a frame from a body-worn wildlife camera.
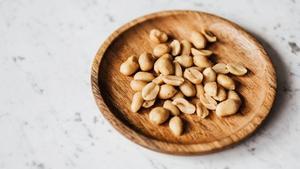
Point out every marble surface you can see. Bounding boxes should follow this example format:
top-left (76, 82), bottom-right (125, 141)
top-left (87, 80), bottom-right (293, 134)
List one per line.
top-left (0, 0), bottom-right (300, 168)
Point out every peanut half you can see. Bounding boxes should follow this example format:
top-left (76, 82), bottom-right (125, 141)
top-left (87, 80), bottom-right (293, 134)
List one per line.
top-left (196, 101), bottom-right (210, 118)
top-left (201, 29), bottom-right (217, 42)
top-left (191, 48), bottom-right (213, 57)
top-left (142, 82), bottom-right (160, 100)
top-left (179, 80), bottom-right (196, 97)
top-left (203, 67), bottom-right (217, 82)
top-left (120, 55), bottom-right (139, 76)
top-left (175, 55), bottom-right (193, 68)
top-left (153, 44), bottom-right (170, 57)
top-left (199, 93), bottom-right (217, 110)
top-left (149, 29), bottom-right (168, 43)
top-left (130, 80), bottom-right (147, 91)
top-left (138, 52), bottom-right (154, 71)
top-left (172, 98), bottom-right (196, 114)
top-left (170, 39), bottom-right (181, 56)
top-left (134, 72), bottom-right (155, 82)
top-left (212, 63), bottom-right (229, 74)
top-left (216, 99), bottom-right (240, 117)
top-left (162, 75), bottom-right (184, 86)
top-left (193, 54), bottom-right (212, 68)
top-left (204, 82), bottom-right (217, 96)
top-left (154, 56), bottom-right (174, 75)
top-left (174, 62), bottom-right (183, 77)
top-left (163, 100), bottom-right (180, 116)
top-left (181, 40), bottom-right (192, 55)
top-left (149, 107), bottom-right (170, 125)
top-left (142, 99), bottom-right (156, 108)
top-left (190, 31), bottom-right (207, 49)
top-left (213, 85), bottom-right (227, 101)
top-left (217, 74), bottom-right (235, 90)
top-left (169, 116), bottom-right (183, 136)
top-left (131, 92), bottom-right (144, 113)
top-left (183, 67), bottom-right (203, 84)
top-left (159, 84), bottom-right (178, 99)
top-left (227, 63), bottom-right (247, 76)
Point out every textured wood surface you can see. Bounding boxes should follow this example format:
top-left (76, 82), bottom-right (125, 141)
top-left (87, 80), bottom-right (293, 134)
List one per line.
top-left (91, 10), bottom-right (276, 155)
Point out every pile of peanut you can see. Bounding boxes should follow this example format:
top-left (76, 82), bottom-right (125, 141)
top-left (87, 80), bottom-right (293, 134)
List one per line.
top-left (120, 28), bottom-right (247, 136)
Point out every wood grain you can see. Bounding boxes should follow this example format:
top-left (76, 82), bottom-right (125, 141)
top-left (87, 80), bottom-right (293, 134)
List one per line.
top-left (91, 10), bottom-right (276, 155)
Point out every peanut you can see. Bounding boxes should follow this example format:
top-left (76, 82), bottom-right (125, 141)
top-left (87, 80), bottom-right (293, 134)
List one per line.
top-left (212, 63), bottom-right (229, 74)
top-left (149, 29), bottom-right (168, 43)
top-left (163, 100), bottom-right (180, 115)
top-left (152, 74), bottom-right (164, 85)
top-left (196, 84), bottom-right (205, 98)
top-left (191, 48), bottom-right (213, 57)
top-left (134, 72), bottom-right (155, 82)
top-left (181, 40), bottom-right (191, 55)
top-left (142, 99), bottom-right (156, 108)
top-left (217, 74), bottom-right (235, 90)
top-left (204, 82), bottom-right (217, 96)
top-left (199, 93), bottom-right (217, 110)
top-left (183, 67), bottom-right (203, 84)
top-left (138, 52), bottom-right (154, 71)
top-left (149, 107), bottom-right (170, 125)
top-left (130, 80), bottom-right (147, 91)
top-left (190, 31), bottom-right (207, 49)
top-left (142, 82), bottom-right (160, 100)
top-left (213, 85), bottom-right (227, 101)
top-left (120, 55), bottom-right (139, 76)
top-left (175, 55), bottom-right (193, 68)
top-left (172, 98), bottom-right (196, 114)
top-left (193, 55), bottom-right (212, 68)
top-left (159, 84), bottom-right (177, 99)
top-left (196, 101), bottom-right (209, 118)
top-left (216, 99), bottom-right (240, 117)
top-left (162, 75), bottom-right (184, 86)
top-left (227, 90), bottom-right (241, 103)
top-left (203, 67), bottom-right (217, 82)
top-left (174, 62), bottom-right (183, 77)
top-left (153, 44), bottom-right (170, 57)
top-left (154, 56), bottom-right (174, 75)
top-left (179, 80), bottom-right (196, 97)
top-left (227, 63), bottom-right (247, 76)
top-left (201, 29), bottom-right (217, 42)
top-left (170, 39), bottom-right (181, 56)
top-left (169, 116), bottom-right (183, 136)
top-left (171, 91), bottom-right (184, 100)
top-left (131, 92), bottom-right (144, 112)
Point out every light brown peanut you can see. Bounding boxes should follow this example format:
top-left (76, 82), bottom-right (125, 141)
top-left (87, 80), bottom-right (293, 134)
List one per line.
top-left (175, 55), bottom-right (193, 68)
top-left (181, 40), bottom-right (191, 55)
top-left (193, 55), bottom-right (212, 68)
top-left (152, 74), bottom-right (164, 85)
top-left (199, 93), bottom-right (217, 110)
top-left (154, 56), bottom-right (174, 75)
top-left (227, 63), bottom-right (247, 76)
top-left (142, 99), bottom-right (156, 108)
top-left (149, 107), bottom-right (170, 125)
top-left (153, 44), bottom-right (170, 57)
top-left (172, 98), bottom-right (196, 114)
top-left (120, 55), bottom-right (139, 76)
top-left (130, 80), bottom-right (147, 91)
top-left (179, 80), bottom-right (196, 97)
top-left (196, 101), bottom-right (209, 118)
top-left (138, 52), bottom-right (154, 71)
top-left (183, 67), bottom-right (203, 84)
top-left (149, 29), bottom-right (168, 43)
top-left (169, 116), bottom-right (183, 136)
top-left (212, 63), bottom-right (229, 74)
top-left (134, 72), bottom-right (155, 82)
top-left (170, 39), bottom-right (181, 56)
top-left (162, 75), bottom-right (184, 86)
top-left (203, 67), bottom-right (217, 82)
top-left (213, 86), bottom-right (227, 101)
top-left (171, 91), bottom-right (184, 100)
top-left (174, 62), bottom-right (183, 77)
top-left (159, 84), bottom-right (177, 99)
top-left (196, 84), bottom-right (205, 98)
top-left (227, 90), bottom-right (241, 103)
top-left (190, 31), bottom-right (207, 49)
top-left (142, 82), bottom-right (160, 100)
top-left (216, 99), bottom-right (240, 117)
top-left (217, 74), bottom-right (235, 90)
top-left (204, 82), bottom-right (217, 96)
top-left (201, 29), bottom-right (217, 42)
top-left (191, 48), bottom-right (213, 57)
top-left (163, 100), bottom-right (180, 115)
top-left (131, 92), bottom-right (144, 112)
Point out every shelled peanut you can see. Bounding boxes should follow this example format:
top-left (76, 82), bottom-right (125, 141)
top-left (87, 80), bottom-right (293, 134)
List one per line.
top-left (120, 28), bottom-right (248, 136)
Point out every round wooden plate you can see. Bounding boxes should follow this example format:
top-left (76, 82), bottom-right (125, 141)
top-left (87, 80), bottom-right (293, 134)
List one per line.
top-left (91, 10), bottom-right (276, 155)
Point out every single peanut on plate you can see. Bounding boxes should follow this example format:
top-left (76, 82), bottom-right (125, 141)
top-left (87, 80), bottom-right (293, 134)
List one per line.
top-left (131, 92), bottom-right (144, 112)
top-left (149, 107), bottom-right (170, 125)
top-left (138, 52), bottom-right (154, 71)
top-left (120, 55), bottom-right (139, 76)
top-left (226, 63), bottom-right (247, 76)
top-left (217, 74), bottom-right (235, 90)
top-left (169, 116), bottom-right (183, 136)
top-left (216, 99), bottom-right (240, 117)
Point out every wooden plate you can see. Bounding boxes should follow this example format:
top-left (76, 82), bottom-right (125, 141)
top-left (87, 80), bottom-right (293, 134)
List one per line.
top-left (91, 10), bottom-right (276, 155)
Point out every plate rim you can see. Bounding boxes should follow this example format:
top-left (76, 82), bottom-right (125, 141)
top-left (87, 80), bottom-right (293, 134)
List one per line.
top-left (91, 10), bottom-right (277, 155)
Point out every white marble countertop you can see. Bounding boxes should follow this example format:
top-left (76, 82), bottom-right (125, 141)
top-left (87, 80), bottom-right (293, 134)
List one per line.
top-left (0, 0), bottom-right (300, 168)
